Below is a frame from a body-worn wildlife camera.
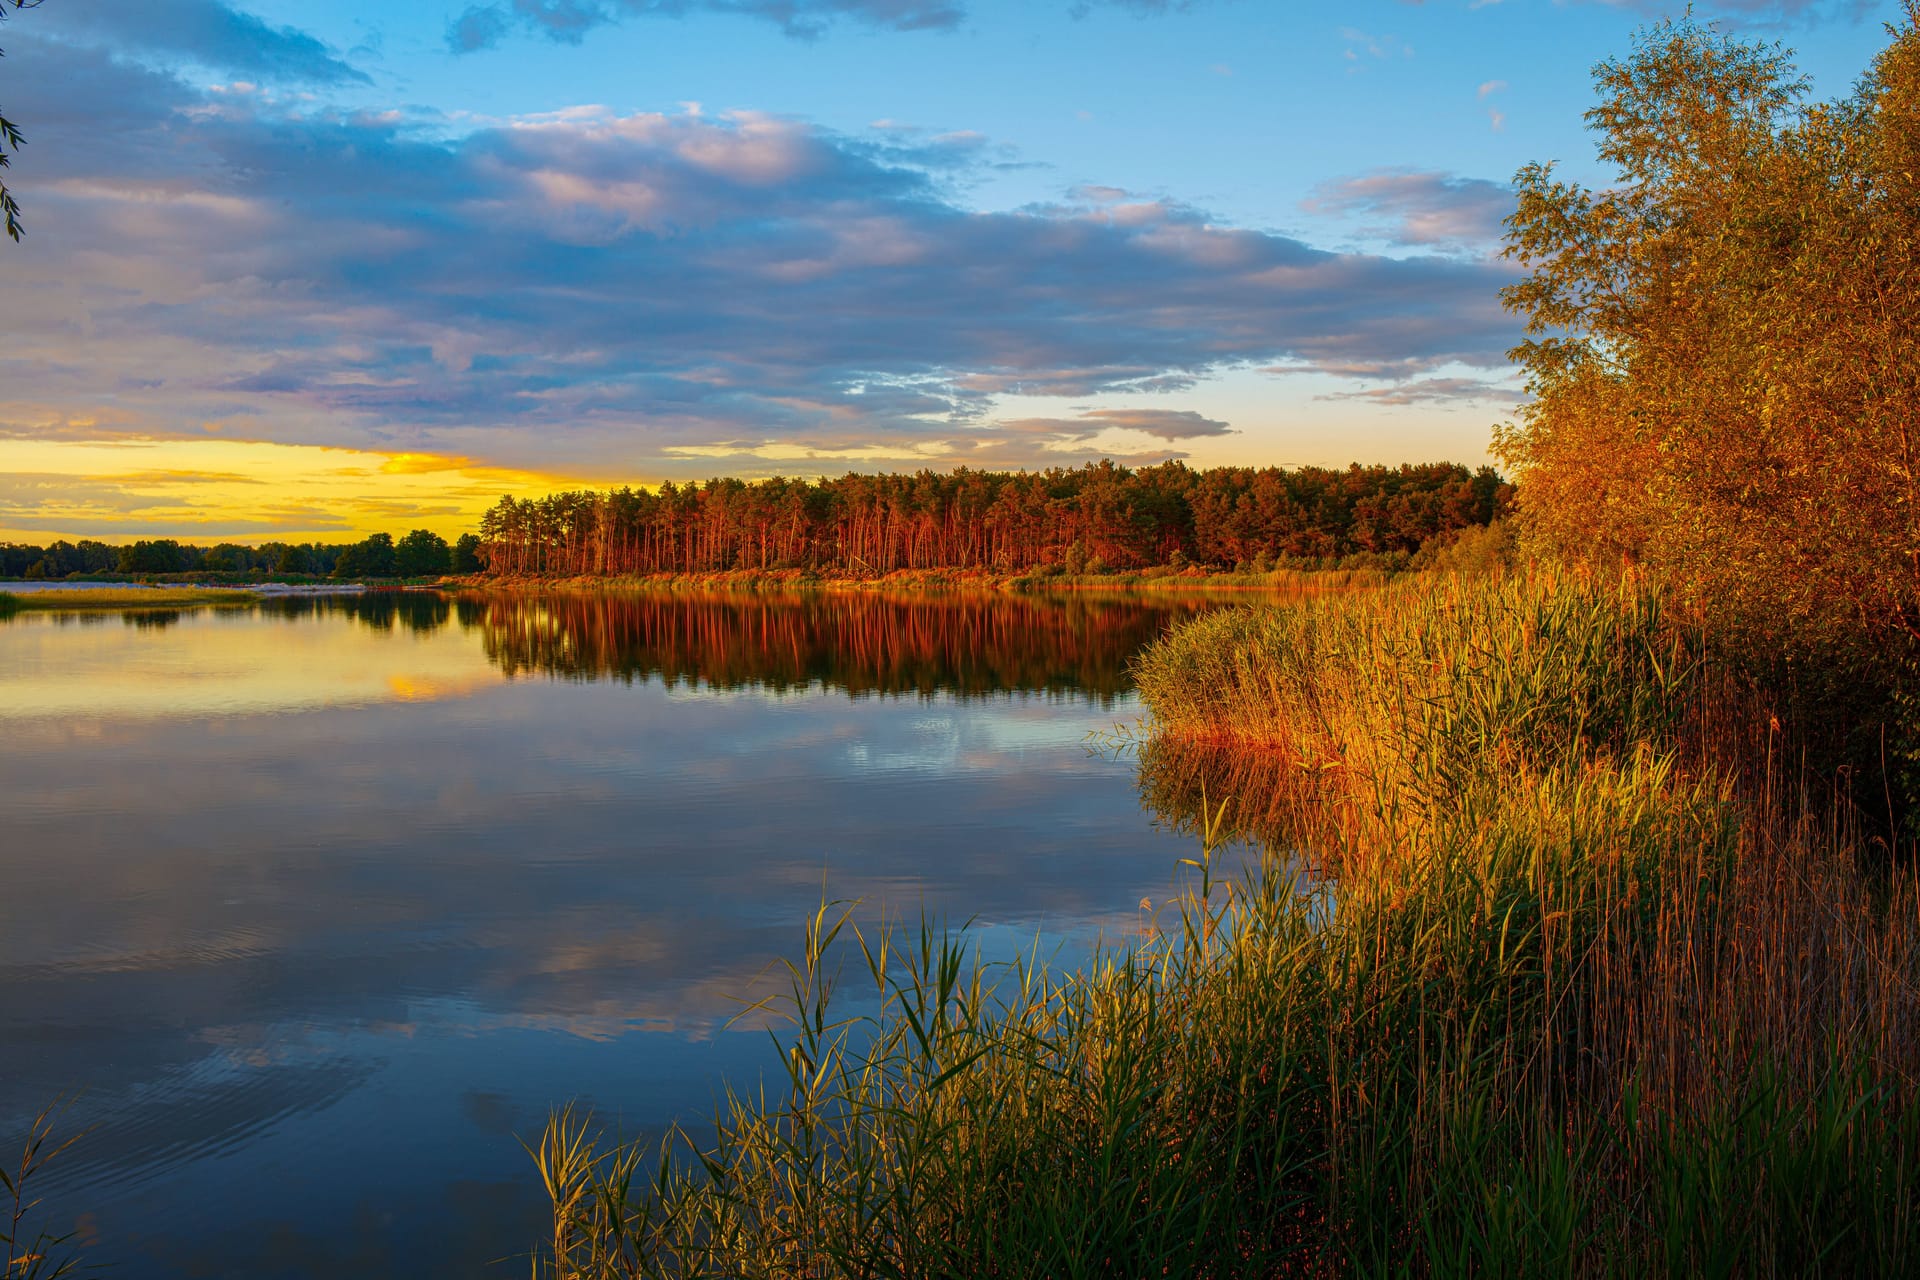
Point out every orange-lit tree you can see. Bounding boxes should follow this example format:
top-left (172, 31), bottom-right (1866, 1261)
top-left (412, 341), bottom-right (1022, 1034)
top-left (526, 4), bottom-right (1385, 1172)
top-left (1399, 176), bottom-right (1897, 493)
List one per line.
top-left (1499, 14), bottom-right (1920, 663)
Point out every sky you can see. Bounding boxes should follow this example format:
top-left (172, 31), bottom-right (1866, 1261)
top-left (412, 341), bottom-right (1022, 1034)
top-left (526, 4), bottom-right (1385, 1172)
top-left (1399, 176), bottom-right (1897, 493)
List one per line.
top-left (0, 0), bottom-right (1904, 543)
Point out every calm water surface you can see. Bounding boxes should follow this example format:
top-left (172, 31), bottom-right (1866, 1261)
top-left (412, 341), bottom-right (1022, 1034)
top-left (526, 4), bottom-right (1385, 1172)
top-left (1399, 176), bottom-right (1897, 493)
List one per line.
top-left (0, 591), bottom-right (1251, 1278)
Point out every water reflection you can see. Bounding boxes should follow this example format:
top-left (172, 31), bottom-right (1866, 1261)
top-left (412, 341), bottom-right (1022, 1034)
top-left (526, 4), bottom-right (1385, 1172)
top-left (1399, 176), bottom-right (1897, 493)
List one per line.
top-left (1132, 734), bottom-right (1329, 856)
top-left (464, 591), bottom-right (1215, 701)
top-left (260, 591), bottom-right (462, 635)
top-left (0, 588), bottom-right (1261, 1280)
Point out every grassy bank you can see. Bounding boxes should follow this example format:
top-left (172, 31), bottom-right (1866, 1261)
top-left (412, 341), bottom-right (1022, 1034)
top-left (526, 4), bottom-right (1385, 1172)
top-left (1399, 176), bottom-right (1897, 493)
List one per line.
top-left (540, 569), bottom-right (1919, 1276)
top-left (0, 587), bottom-right (262, 613)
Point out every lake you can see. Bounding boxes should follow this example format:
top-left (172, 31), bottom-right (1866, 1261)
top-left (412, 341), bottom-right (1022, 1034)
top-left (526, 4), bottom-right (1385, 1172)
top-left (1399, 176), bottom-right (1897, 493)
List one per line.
top-left (0, 589), bottom-right (1256, 1279)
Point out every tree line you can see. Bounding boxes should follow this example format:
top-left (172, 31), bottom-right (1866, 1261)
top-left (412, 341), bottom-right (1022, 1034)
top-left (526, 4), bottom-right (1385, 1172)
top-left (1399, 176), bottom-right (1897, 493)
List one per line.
top-left (2, 461), bottom-right (1505, 583)
top-left (473, 460), bottom-right (1508, 578)
top-left (0, 530), bottom-right (482, 580)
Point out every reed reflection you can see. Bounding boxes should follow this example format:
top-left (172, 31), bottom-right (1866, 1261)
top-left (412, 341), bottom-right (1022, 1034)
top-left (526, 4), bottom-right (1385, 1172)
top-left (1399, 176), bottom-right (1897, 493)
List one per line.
top-left (1135, 733), bottom-right (1331, 855)
top-left (465, 591), bottom-right (1218, 701)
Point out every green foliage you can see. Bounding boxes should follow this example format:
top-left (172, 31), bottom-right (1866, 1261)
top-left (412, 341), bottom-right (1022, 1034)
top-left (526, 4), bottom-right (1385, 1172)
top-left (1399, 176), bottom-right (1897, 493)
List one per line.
top-left (113, 539), bottom-right (190, 575)
top-left (394, 528), bottom-right (452, 578)
top-left (332, 532), bottom-right (396, 580)
top-left (451, 532), bottom-right (483, 574)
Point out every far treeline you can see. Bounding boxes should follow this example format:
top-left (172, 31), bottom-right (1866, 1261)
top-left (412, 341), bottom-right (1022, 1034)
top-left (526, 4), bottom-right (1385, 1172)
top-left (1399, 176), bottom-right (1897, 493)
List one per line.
top-left (0, 530), bottom-right (483, 581)
top-left (473, 460), bottom-right (1509, 577)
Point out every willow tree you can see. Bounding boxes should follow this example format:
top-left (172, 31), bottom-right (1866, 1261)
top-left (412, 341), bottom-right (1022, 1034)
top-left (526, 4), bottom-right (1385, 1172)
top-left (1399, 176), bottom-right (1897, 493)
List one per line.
top-left (0, 0), bottom-right (39, 241)
top-left (1498, 12), bottom-right (1920, 661)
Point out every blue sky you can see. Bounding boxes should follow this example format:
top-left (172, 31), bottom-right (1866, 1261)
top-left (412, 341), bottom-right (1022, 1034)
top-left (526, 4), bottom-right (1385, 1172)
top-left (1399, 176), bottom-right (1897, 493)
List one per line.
top-left (0, 0), bottom-right (1904, 539)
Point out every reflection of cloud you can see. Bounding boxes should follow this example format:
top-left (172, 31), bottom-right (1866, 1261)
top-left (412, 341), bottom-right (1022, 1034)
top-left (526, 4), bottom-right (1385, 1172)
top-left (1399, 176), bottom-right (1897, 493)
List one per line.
top-left (0, 608), bottom-right (504, 720)
top-left (3, 26), bottom-right (1521, 487)
top-left (1, 596), bottom-right (1243, 1275)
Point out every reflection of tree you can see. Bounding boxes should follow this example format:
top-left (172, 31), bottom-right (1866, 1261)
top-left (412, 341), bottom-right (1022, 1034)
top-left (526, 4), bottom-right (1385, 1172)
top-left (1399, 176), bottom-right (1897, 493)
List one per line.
top-left (469, 592), bottom-right (1212, 702)
top-left (260, 592), bottom-right (452, 635)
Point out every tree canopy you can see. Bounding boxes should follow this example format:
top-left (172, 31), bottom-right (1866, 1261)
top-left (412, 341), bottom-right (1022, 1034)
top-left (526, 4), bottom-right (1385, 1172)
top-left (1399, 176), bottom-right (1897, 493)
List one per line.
top-left (1498, 10), bottom-right (1920, 660)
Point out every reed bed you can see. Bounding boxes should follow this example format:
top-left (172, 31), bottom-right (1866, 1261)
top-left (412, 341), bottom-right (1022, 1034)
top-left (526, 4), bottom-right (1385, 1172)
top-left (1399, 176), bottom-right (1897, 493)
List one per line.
top-left (540, 569), bottom-right (1920, 1277)
top-left (0, 587), bottom-right (260, 612)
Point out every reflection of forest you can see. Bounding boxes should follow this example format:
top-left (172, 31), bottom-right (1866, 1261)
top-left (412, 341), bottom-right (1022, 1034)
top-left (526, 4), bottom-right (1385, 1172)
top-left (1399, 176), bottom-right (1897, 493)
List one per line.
top-left (464, 592), bottom-right (1219, 701)
top-left (260, 591), bottom-right (469, 634)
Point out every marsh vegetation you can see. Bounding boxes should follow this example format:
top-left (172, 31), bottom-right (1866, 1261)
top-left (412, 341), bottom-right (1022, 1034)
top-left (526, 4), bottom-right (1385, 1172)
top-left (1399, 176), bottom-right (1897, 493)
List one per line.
top-left (537, 571), bottom-right (1920, 1277)
top-left (532, 15), bottom-right (1920, 1276)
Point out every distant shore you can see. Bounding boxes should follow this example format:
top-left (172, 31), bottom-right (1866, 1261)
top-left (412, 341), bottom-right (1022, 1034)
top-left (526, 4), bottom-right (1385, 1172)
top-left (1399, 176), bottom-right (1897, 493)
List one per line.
top-left (0, 582), bottom-right (373, 613)
top-left (441, 564), bottom-right (1391, 595)
top-left (0, 580), bottom-right (371, 595)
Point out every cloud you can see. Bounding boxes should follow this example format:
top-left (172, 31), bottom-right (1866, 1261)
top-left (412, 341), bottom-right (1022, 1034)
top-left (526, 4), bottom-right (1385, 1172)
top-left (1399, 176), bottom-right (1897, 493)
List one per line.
top-left (1577, 0), bottom-right (1876, 24)
top-left (1303, 168), bottom-right (1514, 251)
top-left (447, 0), bottom-right (1222, 48)
top-left (1341, 27), bottom-right (1413, 65)
top-left (1080, 409), bottom-right (1233, 440)
top-left (986, 406), bottom-right (1230, 450)
top-left (0, 39), bottom-right (1520, 480)
top-left (29, 0), bottom-right (369, 84)
top-left (447, 0), bottom-right (968, 48)
top-left (1316, 377), bottom-right (1520, 406)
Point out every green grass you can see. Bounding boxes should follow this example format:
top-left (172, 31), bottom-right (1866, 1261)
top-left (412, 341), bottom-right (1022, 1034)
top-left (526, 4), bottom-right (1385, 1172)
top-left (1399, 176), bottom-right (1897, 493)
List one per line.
top-left (0, 587), bottom-right (260, 612)
top-left (538, 569), bottom-right (1920, 1277)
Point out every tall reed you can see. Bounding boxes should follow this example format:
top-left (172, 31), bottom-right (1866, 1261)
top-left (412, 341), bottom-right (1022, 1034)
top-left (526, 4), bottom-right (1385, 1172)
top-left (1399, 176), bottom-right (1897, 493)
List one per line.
top-left (540, 569), bottom-right (1920, 1276)
top-left (3, 1102), bottom-right (91, 1279)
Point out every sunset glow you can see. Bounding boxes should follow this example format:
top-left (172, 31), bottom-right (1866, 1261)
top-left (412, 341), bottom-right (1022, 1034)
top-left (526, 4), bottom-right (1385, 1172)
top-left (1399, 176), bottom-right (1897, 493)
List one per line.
top-left (0, 439), bottom-right (588, 544)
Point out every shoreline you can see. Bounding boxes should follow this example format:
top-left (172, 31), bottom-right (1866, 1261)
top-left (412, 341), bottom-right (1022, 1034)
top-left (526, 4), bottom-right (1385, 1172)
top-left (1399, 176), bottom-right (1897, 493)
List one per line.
top-left (438, 565), bottom-right (1389, 596)
top-left (0, 580), bottom-right (372, 595)
top-left (0, 583), bottom-right (374, 613)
